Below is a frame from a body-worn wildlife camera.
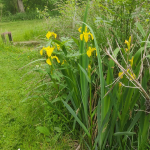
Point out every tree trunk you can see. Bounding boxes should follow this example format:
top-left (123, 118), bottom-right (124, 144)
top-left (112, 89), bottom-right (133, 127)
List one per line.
top-left (17, 0), bottom-right (25, 13)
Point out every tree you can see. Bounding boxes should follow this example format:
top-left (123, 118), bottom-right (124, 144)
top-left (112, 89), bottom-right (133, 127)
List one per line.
top-left (17, 0), bottom-right (25, 12)
top-left (1, 0), bottom-right (65, 15)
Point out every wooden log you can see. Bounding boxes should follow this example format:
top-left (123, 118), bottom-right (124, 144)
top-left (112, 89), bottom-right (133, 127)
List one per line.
top-left (13, 41), bottom-right (40, 46)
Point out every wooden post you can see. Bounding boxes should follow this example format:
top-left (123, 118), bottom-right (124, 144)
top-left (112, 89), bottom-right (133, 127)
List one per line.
top-left (1, 32), bottom-right (13, 44)
top-left (8, 32), bottom-right (13, 42)
top-left (17, 0), bottom-right (25, 13)
top-left (1, 33), bottom-right (6, 43)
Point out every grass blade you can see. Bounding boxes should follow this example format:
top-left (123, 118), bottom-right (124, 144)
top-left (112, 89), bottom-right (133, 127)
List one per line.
top-left (62, 100), bottom-right (91, 138)
top-left (114, 132), bottom-right (136, 136)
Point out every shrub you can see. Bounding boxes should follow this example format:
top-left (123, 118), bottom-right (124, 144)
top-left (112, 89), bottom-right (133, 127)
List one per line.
top-left (1, 11), bottom-right (39, 22)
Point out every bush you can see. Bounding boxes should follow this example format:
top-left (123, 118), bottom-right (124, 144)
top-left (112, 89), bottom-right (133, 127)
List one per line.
top-left (1, 11), bottom-right (39, 22)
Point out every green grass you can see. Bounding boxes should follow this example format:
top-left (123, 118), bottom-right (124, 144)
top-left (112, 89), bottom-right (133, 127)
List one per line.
top-left (0, 19), bottom-right (52, 42)
top-left (0, 19), bottom-right (74, 150)
top-left (0, 45), bottom-right (73, 150)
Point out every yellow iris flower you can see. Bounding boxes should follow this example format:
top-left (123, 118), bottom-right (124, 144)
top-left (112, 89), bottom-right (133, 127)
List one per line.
top-left (46, 56), bottom-right (60, 65)
top-left (40, 47), bottom-right (46, 55)
top-left (46, 31), bottom-right (57, 39)
top-left (129, 56), bottom-right (134, 67)
top-left (79, 26), bottom-right (94, 42)
top-left (130, 73), bottom-right (136, 80)
top-left (61, 61), bottom-right (64, 65)
top-left (51, 56), bottom-right (60, 63)
top-left (78, 27), bottom-right (82, 33)
top-left (87, 47), bottom-right (96, 57)
top-left (118, 68), bottom-right (136, 82)
top-left (88, 65), bottom-right (91, 70)
top-left (40, 46), bottom-right (55, 58)
top-left (87, 48), bottom-right (92, 57)
top-left (127, 69), bottom-right (136, 80)
top-left (56, 44), bottom-right (60, 50)
top-left (61, 60), bottom-right (66, 65)
top-left (125, 36), bottom-right (131, 51)
top-left (125, 40), bottom-right (128, 44)
top-left (119, 82), bottom-right (122, 87)
top-left (45, 46), bottom-right (54, 57)
top-left (46, 58), bottom-right (52, 65)
top-left (118, 72), bottom-right (123, 79)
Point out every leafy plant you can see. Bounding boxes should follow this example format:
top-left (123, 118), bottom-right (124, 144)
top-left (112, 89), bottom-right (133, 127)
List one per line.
top-left (36, 3), bottom-right (150, 150)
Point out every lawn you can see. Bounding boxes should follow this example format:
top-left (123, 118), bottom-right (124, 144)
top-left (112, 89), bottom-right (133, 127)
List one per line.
top-left (0, 19), bottom-right (74, 150)
top-left (0, 19), bottom-right (60, 42)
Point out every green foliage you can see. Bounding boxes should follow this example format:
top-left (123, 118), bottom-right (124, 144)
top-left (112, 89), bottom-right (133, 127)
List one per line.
top-left (35, 1), bottom-right (150, 149)
top-left (1, 0), bottom-right (61, 17)
top-left (1, 0), bottom-right (18, 15)
top-left (1, 11), bottom-right (39, 22)
top-left (1, 0), bottom-right (150, 149)
top-left (83, 0), bottom-right (150, 49)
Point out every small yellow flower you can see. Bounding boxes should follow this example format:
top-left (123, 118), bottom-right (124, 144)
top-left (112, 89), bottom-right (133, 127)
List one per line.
top-left (83, 32), bottom-right (89, 42)
top-left (40, 49), bottom-right (43, 55)
top-left (46, 56), bottom-right (60, 65)
top-left (52, 32), bottom-right (57, 38)
top-left (86, 47), bottom-right (96, 57)
top-left (125, 36), bottom-right (131, 50)
top-left (130, 73), bottom-right (136, 80)
top-left (51, 56), bottom-right (60, 63)
top-left (125, 40), bottom-right (128, 44)
top-left (46, 31), bottom-right (57, 39)
top-left (56, 44), bottom-right (60, 50)
top-left (46, 58), bottom-right (52, 65)
top-left (61, 60), bottom-right (67, 65)
top-left (78, 27), bottom-right (82, 33)
top-left (45, 46), bottom-right (54, 57)
top-left (129, 56), bottom-right (134, 67)
top-left (62, 60), bottom-right (65, 65)
top-left (88, 65), bottom-right (91, 70)
top-left (80, 34), bottom-right (83, 41)
top-left (40, 47), bottom-right (45, 55)
top-left (125, 48), bottom-right (128, 52)
top-left (119, 82), bottom-right (122, 87)
top-left (89, 32), bottom-right (94, 40)
top-left (127, 69), bottom-right (136, 80)
top-left (129, 36), bottom-right (131, 44)
top-left (46, 31), bottom-right (51, 39)
top-left (118, 72), bottom-right (123, 79)
top-left (87, 49), bottom-right (92, 57)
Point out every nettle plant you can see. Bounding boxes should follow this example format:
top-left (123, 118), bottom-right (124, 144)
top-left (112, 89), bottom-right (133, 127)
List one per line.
top-left (38, 5), bottom-right (150, 150)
